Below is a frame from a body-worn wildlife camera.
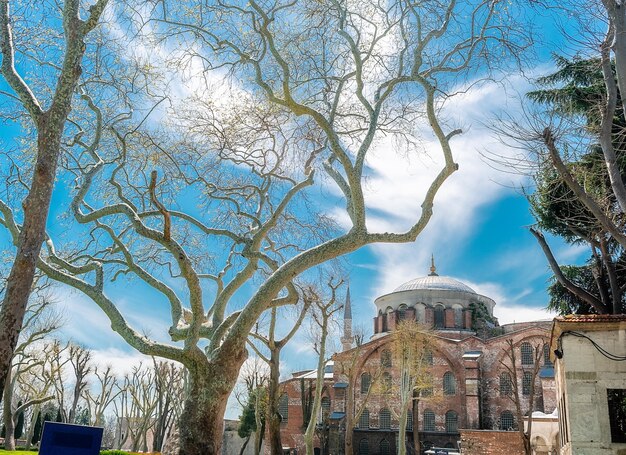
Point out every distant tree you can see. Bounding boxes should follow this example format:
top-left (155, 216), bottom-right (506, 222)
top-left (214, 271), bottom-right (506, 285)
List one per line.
top-left (13, 401), bottom-right (23, 439)
top-left (30, 411), bottom-right (42, 446)
top-left (500, 339), bottom-right (544, 455)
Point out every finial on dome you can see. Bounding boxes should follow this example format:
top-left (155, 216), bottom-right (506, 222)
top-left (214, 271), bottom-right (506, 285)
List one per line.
top-left (429, 254), bottom-right (438, 276)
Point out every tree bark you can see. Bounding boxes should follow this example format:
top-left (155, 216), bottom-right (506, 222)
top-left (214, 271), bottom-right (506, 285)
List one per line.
top-left (266, 349), bottom-right (283, 455)
top-left (178, 347), bottom-right (247, 455)
top-left (2, 369), bottom-right (15, 451)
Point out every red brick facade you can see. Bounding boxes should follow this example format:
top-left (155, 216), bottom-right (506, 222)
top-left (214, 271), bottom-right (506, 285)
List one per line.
top-left (459, 429), bottom-right (525, 454)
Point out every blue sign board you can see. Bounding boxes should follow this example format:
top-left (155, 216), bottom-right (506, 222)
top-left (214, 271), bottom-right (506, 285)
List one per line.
top-left (39, 421), bottom-right (103, 455)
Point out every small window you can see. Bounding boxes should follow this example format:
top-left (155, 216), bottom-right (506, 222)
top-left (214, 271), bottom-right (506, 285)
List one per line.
top-left (500, 373), bottom-right (512, 396)
top-left (379, 408), bottom-right (391, 430)
top-left (421, 386), bottom-right (433, 397)
top-left (380, 439), bottom-right (390, 455)
top-left (443, 372), bottom-right (456, 395)
top-left (445, 410), bottom-right (458, 433)
top-left (423, 410), bottom-right (435, 431)
top-left (358, 438), bottom-right (369, 455)
top-left (434, 306), bottom-right (444, 328)
top-left (382, 313), bottom-right (388, 332)
top-left (359, 409), bottom-right (370, 429)
top-left (321, 396), bottom-right (330, 417)
top-left (407, 410), bottom-right (413, 430)
top-left (499, 411), bottom-right (515, 430)
top-left (522, 371), bottom-right (532, 396)
top-left (608, 389), bottom-right (626, 443)
top-left (361, 373), bottom-right (371, 394)
top-left (279, 394), bottom-right (289, 423)
top-left (398, 304), bottom-right (407, 320)
top-left (381, 349), bottom-right (392, 368)
top-left (521, 342), bottom-right (534, 365)
top-left (543, 344), bottom-right (553, 367)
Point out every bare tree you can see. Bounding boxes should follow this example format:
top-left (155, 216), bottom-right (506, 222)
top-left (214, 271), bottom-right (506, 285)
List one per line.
top-left (0, 0), bottom-right (532, 453)
top-left (2, 296), bottom-right (61, 450)
top-left (499, 339), bottom-right (544, 455)
top-left (152, 359), bottom-right (186, 453)
top-left (0, 0), bottom-right (109, 400)
top-left (68, 344), bottom-right (92, 424)
top-left (83, 365), bottom-right (122, 427)
top-left (303, 281), bottom-right (343, 455)
top-left (250, 300), bottom-right (311, 454)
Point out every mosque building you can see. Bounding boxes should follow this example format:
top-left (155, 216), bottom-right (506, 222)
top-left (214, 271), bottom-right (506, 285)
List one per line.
top-left (276, 259), bottom-right (559, 454)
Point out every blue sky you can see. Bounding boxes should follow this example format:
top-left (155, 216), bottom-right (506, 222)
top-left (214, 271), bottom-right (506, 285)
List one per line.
top-left (0, 0), bottom-right (596, 419)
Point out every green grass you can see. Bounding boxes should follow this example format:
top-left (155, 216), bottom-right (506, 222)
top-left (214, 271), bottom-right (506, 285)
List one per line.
top-left (0, 450), bottom-right (38, 454)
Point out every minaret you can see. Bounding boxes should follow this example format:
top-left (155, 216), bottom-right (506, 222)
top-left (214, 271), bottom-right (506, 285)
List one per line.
top-left (340, 286), bottom-right (354, 351)
top-left (429, 254), bottom-right (438, 276)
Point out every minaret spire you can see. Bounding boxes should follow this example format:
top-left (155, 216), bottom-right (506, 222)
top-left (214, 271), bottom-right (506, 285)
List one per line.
top-left (429, 254), bottom-right (438, 276)
top-left (341, 286), bottom-right (354, 351)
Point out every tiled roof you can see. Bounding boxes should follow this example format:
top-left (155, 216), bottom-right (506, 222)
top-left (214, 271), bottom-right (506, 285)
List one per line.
top-left (555, 314), bottom-right (626, 323)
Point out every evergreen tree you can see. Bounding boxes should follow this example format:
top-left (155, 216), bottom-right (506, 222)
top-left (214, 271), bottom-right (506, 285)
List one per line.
top-left (31, 411), bottom-right (43, 445)
top-left (55, 409), bottom-right (62, 423)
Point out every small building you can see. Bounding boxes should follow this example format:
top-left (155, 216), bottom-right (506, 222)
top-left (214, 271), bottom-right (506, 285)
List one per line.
top-left (550, 314), bottom-right (626, 455)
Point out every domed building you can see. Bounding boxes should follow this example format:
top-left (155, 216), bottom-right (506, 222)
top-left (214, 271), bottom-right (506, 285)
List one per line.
top-left (276, 261), bottom-right (558, 455)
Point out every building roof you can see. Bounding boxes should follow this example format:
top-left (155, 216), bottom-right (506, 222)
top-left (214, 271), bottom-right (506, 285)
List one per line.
top-left (393, 275), bottom-right (477, 294)
top-left (555, 314), bottom-right (626, 324)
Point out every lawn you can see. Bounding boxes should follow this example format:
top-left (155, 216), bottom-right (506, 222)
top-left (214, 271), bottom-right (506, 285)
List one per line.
top-left (0, 451), bottom-right (38, 454)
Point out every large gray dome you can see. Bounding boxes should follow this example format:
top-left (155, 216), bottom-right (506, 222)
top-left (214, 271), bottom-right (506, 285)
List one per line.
top-left (393, 275), bottom-right (476, 294)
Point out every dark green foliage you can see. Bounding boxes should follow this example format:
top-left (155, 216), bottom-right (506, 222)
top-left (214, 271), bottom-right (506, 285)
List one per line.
top-left (55, 408), bottom-right (62, 423)
top-left (100, 451), bottom-right (134, 455)
top-left (527, 55), bottom-right (626, 315)
top-left (14, 400), bottom-right (24, 439)
top-left (237, 387), bottom-right (266, 439)
top-left (31, 411), bottom-right (42, 445)
top-left (1, 424), bottom-right (5, 438)
top-left (300, 379), bottom-right (313, 429)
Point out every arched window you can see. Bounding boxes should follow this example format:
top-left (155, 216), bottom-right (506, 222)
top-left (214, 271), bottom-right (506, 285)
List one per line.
top-left (279, 394), bottom-right (289, 423)
top-left (361, 373), bottom-right (371, 393)
top-left (522, 371), bottom-right (532, 396)
top-left (381, 349), bottom-right (392, 368)
top-left (421, 385), bottom-right (433, 397)
top-left (358, 439), bottom-right (369, 455)
top-left (521, 342), bottom-right (534, 365)
top-left (407, 410), bottom-right (413, 430)
top-left (382, 311), bottom-right (388, 332)
top-left (434, 306), bottom-right (444, 328)
top-left (543, 344), bottom-right (553, 366)
top-left (443, 372), bottom-right (456, 395)
top-left (379, 408), bottom-right (391, 430)
top-left (499, 372), bottom-right (512, 396)
top-left (499, 411), bottom-right (515, 430)
top-left (380, 439), bottom-right (390, 455)
top-left (445, 410), bottom-right (458, 433)
top-left (382, 372), bottom-right (392, 392)
top-left (321, 396), bottom-right (331, 417)
top-left (359, 409), bottom-right (370, 429)
top-left (423, 410), bottom-right (435, 431)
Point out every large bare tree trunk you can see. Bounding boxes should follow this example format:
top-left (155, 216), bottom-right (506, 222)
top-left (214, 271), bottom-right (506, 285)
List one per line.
top-left (0, 0), bottom-right (108, 400)
top-left (178, 347), bottom-right (246, 455)
top-left (3, 369), bottom-right (16, 451)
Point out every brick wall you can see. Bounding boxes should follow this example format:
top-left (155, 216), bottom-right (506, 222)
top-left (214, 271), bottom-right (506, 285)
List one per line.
top-left (459, 430), bottom-right (524, 455)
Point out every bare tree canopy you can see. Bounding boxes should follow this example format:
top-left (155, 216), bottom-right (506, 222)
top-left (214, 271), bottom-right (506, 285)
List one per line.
top-left (0, 0), bottom-right (533, 453)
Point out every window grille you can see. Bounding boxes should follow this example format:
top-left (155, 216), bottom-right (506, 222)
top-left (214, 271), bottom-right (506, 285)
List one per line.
top-left (407, 410), bottom-right (413, 430)
top-left (379, 408), bottom-right (391, 430)
top-left (380, 439), bottom-right (390, 455)
top-left (381, 350), bottom-right (392, 368)
top-left (499, 411), bottom-right (515, 430)
top-left (425, 350), bottom-right (433, 365)
top-left (443, 372), bottom-right (456, 395)
top-left (522, 371), bottom-right (532, 396)
top-left (359, 409), bottom-right (370, 429)
top-left (321, 396), bottom-right (330, 417)
top-left (521, 342), bottom-right (534, 365)
top-left (423, 410), bottom-right (435, 431)
top-left (398, 304), bottom-right (407, 320)
top-left (361, 373), bottom-right (371, 394)
top-left (543, 344), bottom-right (553, 366)
top-left (278, 394), bottom-right (289, 423)
top-left (445, 410), bottom-right (458, 433)
top-left (434, 306), bottom-right (444, 328)
top-left (358, 439), bottom-right (369, 455)
top-left (500, 373), bottom-right (512, 396)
